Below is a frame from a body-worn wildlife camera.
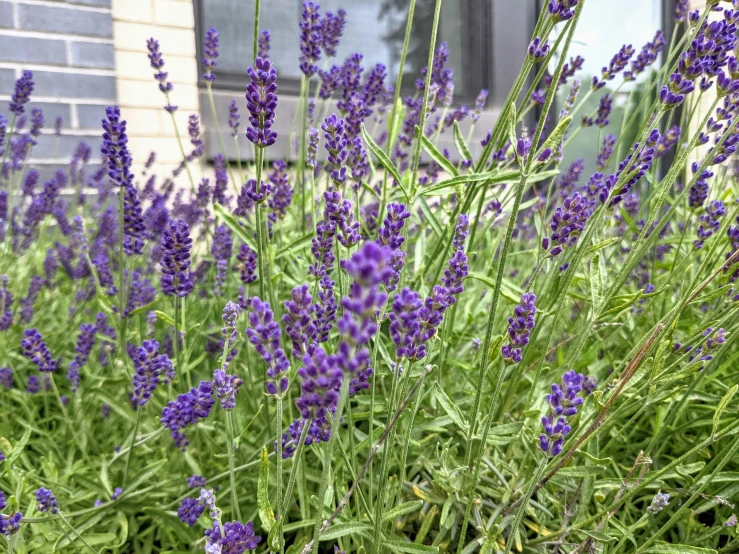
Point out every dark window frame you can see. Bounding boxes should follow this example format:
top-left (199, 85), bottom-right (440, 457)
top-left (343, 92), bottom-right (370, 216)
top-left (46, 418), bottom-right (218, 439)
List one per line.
top-left (193, 0), bottom-right (494, 105)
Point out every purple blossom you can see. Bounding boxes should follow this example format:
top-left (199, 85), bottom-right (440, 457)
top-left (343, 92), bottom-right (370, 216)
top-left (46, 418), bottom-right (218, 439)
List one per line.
top-left (501, 293), bottom-right (537, 364)
top-left (67, 322), bottom-right (97, 392)
top-left (202, 27), bottom-right (219, 82)
top-left (161, 380), bottom-right (215, 450)
top-left (130, 340), bottom-right (174, 408)
top-left (542, 192), bottom-right (590, 260)
top-left (9, 71), bottom-right (34, 116)
top-left (204, 520), bottom-right (262, 553)
top-left (548, 0), bottom-right (578, 21)
top-left (389, 287), bottom-right (424, 360)
top-left (299, 2), bottom-right (323, 76)
top-left (296, 343), bottom-right (342, 419)
top-left (0, 367), bottom-right (12, 389)
top-left (582, 94), bottom-right (612, 127)
top-left (237, 243), bottom-right (257, 284)
top-left (258, 30), bottom-right (271, 59)
top-left (101, 106), bottom-right (133, 189)
top-left (34, 488), bottom-right (58, 514)
top-left (178, 497), bottom-right (205, 527)
top-left (161, 219), bottom-right (194, 297)
top-left (648, 491), bottom-right (670, 514)
top-left (188, 474), bottom-right (207, 488)
top-left (694, 200), bottom-right (726, 249)
top-left (689, 163), bottom-right (713, 209)
top-left (214, 367), bottom-right (242, 410)
top-left (21, 328), bottom-right (56, 372)
top-left (624, 31), bottom-right (666, 81)
top-left (472, 89), bottom-right (488, 122)
top-left (322, 114), bottom-right (349, 186)
top-left (245, 57), bottom-right (278, 148)
top-left (540, 370), bottom-right (595, 456)
top-left (246, 297), bottom-right (290, 396)
top-left (283, 284), bottom-right (316, 358)
top-left (593, 44), bottom-right (635, 89)
top-left (528, 37), bottom-right (550, 61)
top-left (321, 9), bottom-right (346, 57)
top-left (596, 135), bottom-right (616, 170)
top-left (146, 38), bottom-right (177, 112)
top-left (228, 99), bottom-right (240, 137)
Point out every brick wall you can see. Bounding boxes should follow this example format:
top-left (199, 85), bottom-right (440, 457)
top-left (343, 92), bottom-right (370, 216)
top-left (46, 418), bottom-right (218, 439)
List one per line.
top-left (0, 0), bottom-right (116, 179)
top-left (112, 0), bottom-right (202, 178)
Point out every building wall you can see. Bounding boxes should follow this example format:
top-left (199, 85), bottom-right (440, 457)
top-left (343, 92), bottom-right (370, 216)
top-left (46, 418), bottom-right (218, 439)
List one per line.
top-left (112, 0), bottom-right (203, 178)
top-left (0, 0), bottom-right (116, 179)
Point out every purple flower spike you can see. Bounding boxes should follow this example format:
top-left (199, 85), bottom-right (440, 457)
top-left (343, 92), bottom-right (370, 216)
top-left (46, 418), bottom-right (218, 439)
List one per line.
top-left (214, 367), bottom-right (242, 411)
top-left (296, 343), bottom-right (342, 419)
top-left (9, 71), bottom-right (34, 116)
top-left (202, 27), bottom-right (219, 83)
top-left (389, 287), bottom-right (424, 360)
top-left (161, 380), bottom-right (215, 451)
top-left (548, 0), bottom-right (578, 22)
top-left (22, 328), bottom-right (56, 373)
top-left (246, 297), bottom-right (290, 396)
top-left (161, 219), bottom-right (194, 297)
top-left (146, 38), bottom-right (177, 112)
top-left (528, 37), bottom-right (550, 61)
top-left (130, 340), bottom-right (174, 408)
top-left (542, 192), bottom-right (590, 261)
top-left (592, 44), bottom-right (635, 90)
top-left (501, 292), bottom-right (537, 364)
top-left (237, 243), bottom-right (258, 284)
top-left (228, 99), bottom-right (240, 137)
top-left (245, 57), bottom-right (278, 148)
top-left (205, 520), bottom-right (262, 553)
top-left (299, 2), bottom-right (323, 76)
top-left (283, 284), bottom-right (316, 358)
top-left (321, 9), bottom-right (346, 57)
top-left (178, 497), bottom-right (205, 527)
top-left (67, 322), bottom-right (97, 392)
top-left (35, 488), bottom-right (58, 514)
top-left (539, 369), bottom-right (595, 456)
top-left (259, 30), bottom-right (271, 59)
top-left (101, 106), bottom-right (133, 189)
top-left (322, 114), bottom-right (349, 187)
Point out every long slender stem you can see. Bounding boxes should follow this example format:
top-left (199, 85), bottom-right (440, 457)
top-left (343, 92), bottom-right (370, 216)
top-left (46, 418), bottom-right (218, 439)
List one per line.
top-left (206, 82), bottom-right (240, 195)
top-left (123, 408), bottom-right (141, 487)
top-left (58, 512), bottom-right (97, 554)
top-left (252, 0), bottom-right (261, 62)
top-left (166, 107), bottom-right (196, 194)
top-left (275, 394), bottom-right (284, 542)
top-left (255, 147), bottom-right (267, 301)
top-left (225, 410), bottom-right (242, 520)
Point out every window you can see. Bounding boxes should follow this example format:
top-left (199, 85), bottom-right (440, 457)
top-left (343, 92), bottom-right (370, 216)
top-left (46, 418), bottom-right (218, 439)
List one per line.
top-left (196, 0), bottom-right (488, 101)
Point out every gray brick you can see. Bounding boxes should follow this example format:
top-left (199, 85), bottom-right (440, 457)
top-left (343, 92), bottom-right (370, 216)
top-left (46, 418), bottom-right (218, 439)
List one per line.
top-left (27, 164), bottom-right (104, 187)
top-left (33, 71), bottom-right (116, 101)
top-left (0, 101), bottom-right (71, 129)
top-left (69, 0), bottom-right (111, 7)
top-left (0, 35), bottom-right (67, 66)
top-left (76, 103), bottom-right (108, 129)
top-left (0, 69), bottom-right (15, 94)
top-left (70, 42), bottom-right (114, 69)
top-left (18, 4), bottom-right (112, 38)
top-left (0, 2), bottom-right (14, 28)
top-left (33, 132), bottom-right (102, 160)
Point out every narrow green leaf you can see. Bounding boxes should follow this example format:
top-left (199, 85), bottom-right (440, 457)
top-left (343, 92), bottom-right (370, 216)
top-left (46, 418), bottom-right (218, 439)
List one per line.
top-left (453, 121), bottom-right (472, 161)
top-left (416, 126), bottom-right (458, 177)
top-left (417, 196), bottom-right (443, 237)
top-left (127, 300), bottom-right (157, 318)
top-left (557, 466), bottom-right (606, 478)
top-left (8, 428), bottom-right (31, 465)
top-left (319, 522), bottom-right (373, 541)
top-left (275, 233), bottom-right (313, 260)
top-left (590, 254), bottom-right (602, 309)
top-left (361, 123), bottom-right (409, 201)
top-left (154, 310), bottom-right (175, 326)
top-left (258, 446), bottom-right (275, 534)
top-left (713, 385), bottom-right (738, 436)
top-left (583, 237), bottom-right (619, 255)
top-left (382, 540), bottom-right (439, 553)
top-left (580, 530), bottom-right (616, 543)
top-left (383, 500), bottom-right (424, 522)
top-left (539, 115), bottom-right (572, 154)
top-left (214, 203), bottom-right (259, 252)
top-left (644, 545), bottom-right (717, 554)
top-left (434, 383), bottom-right (469, 432)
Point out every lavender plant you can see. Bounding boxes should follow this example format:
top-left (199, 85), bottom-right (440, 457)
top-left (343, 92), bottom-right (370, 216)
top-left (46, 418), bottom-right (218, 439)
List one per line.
top-left (1, 1), bottom-right (739, 553)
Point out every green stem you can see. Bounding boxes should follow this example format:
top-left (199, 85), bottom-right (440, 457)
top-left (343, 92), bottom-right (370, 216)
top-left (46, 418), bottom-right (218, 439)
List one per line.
top-left (275, 394), bottom-right (284, 537)
top-left (166, 103), bottom-right (196, 194)
top-left (58, 512), bottom-right (97, 554)
top-left (255, 147), bottom-right (267, 301)
top-left (226, 410), bottom-right (242, 521)
top-left (252, 0), bottom-right (261, 61)
top-left (123, 409), bottom-right (141, 487)
top-left (310, 378), bottom-right (349, 554)
top-left (206, 82), bottom-right (240, 195)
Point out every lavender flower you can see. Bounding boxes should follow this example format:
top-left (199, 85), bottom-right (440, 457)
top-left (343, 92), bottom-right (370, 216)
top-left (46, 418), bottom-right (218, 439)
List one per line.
top-left (122, 183), bottom-right (146, 255)
top-left (146, 38), bottom-right (177, 112)
top-left (0, 276), bottom-right (11, 331)
top-left (582, 94), bottom-right (612, 127)
top-left (501, 293), bottom-right (537, 364)
top-left (694, 200), bottom-right (726, 249)
top-left (246, 297), bottom-right (290, 395)
top-left (101, 106), bottom-right (133, 189)
top-left (67, 322), bottom-right (97, 392)
top-left (0, 511), bottom-right (22, 536)
top-left (202, 27), bottom-right (219, 83)
top-left (624, 31), bottom-right (666, 81)
top-left (245, 57), bottom-right (278, 148)
top-left (178, 497), bottom-right (205, 527)
top-left (188, 474), bottom-right (207, 488)
top-left (130, 340), bottom-right (174, 408)
top-left (213, 367), bottom-right (242, 410)
top-left (258, 30), bottom-right (271, 59)
top-left (212, 225), bottom-right (233, 295)
top-left (296, 343), bottom-right (342, 419)
top-left (283, 284), bottom-right (316, 358)
top-left (9, 71), bottom-right (34, 116)
top-left (542, 192), bottom-right (590, 261)
top-left (596, 135), bottom-right (616, 170)
top-left (161, 381), bottom-right (215, 450)
top-left (35, 488), bottom-right (58, 514)
top-left (322, 114), bottom-right (348, 187)
top-left (299, 2), bottom-right (323, 76)
top-left (472, 89), bottom-right (488, 122)
top-left (593, 44), bottom-right (635, 89)
top-left (237, 243), bottom-right (257, 284)
top-left (204, 520), bottom-right (261, 553)
top-left (321, 9), bottom-right (346, 57)
top-left (0, 367), bottom-right (12, 389)
top-left (548, 0), bottom-right (578, 22)
top-left (389, 287), bottom-right (424, 360)
top-left (228, 99), bottom-right (240, 137)
top-left (19, 275), bottom-right (42, 323)
top-left (539, 370), bottom-right (595, 456)
top-left (648, 491), bottom-right (670, 514)
top-left (161, 219), bottom-right (194, 297)
top-left (528, 37), bottom-right (551, 61)
top-left (21, 328), bottom-right (56, 372)
top-left (324, 191), bottom-right (359, 247)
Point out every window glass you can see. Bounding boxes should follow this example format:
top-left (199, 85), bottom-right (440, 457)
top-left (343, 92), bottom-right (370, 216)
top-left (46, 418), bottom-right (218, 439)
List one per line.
top-left (201, 0), bottom-right (476, 98)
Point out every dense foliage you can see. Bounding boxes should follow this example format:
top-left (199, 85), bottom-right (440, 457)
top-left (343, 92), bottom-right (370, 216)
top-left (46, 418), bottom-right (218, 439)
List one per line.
top-left (1, 0), bottom-right (739, 552)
